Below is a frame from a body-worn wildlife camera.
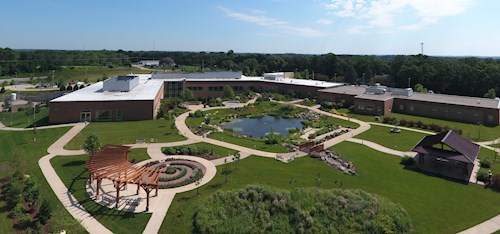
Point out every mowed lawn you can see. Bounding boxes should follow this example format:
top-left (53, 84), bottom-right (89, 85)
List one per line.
top-left (51, 155), bottom-right (151, 233)
top-left (65, 119), bottom-right (186, 149)
top-left (209, 132), bottom-right (288, 153)
top-left (0, 128), bottom-right (85, 233)
top-left (355, 125), bottom-right (429, 151)
top-left (162, 142), bottom-right (500, 234)
top-left (0, 107), bottom-right (49, 128)
top-left (339, 108), bottom-right (500, 141)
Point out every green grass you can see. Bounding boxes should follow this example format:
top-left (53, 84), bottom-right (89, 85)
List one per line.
top-left (128, 148), bottom-right (151, 162)
top-left (53, 66), bottom-right (149, 83)
top-left (51, 155), bottom-right (151, 233)
top-left (355, 125), bottom-right (429, 151)
top-left (489, 143), bottom-right (500, 148)
top-left (478, 147), bottom-right (500, 175)
top-left (162, 142), bottom-right (238, 158)
top-left (0, 128), bottom-right (85, 233)
top-left (185, 116), bottom-right (205, 129)
top-left (311, 114), bottom-right (360, 129)
top-left (161, 143), bottom-right (500, 234)
top-left (339, 108), bottom-right (500, 141)
top-left (65, 119), bottom-right (186, 150)
top-left (0, 107), bottom-right (49, 128)
top-left (209, 132), bottom-right (288, 153)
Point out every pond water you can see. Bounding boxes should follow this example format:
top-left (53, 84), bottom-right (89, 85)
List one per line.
top-left (221, 115), bottom-right (303, 138)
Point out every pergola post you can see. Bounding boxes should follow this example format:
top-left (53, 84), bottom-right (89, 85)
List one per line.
top-left (115, 182), bottom-right (120, 208)
top-left (145, 187), bottom-right (151, 212)
top-left (136, 184), bottom-right (140, 195)
top-left (96, 178), bottom-right (102, 196)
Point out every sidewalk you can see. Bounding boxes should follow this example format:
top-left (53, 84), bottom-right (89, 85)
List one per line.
top-left (346, 138), bottom-right (416, 157)
top-left (457, 214), bottom-right (500, 234)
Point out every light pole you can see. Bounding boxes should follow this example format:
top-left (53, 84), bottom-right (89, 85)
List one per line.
top-left (334, 73), bottom-right (337, 83)
top-left (408, 77), bottom-right (411, 88)
top-left (33, 104), bottom-right (36, 121)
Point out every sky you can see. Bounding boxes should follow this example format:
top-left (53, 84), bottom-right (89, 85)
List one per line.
top-left (1, 0), bottom-right (500, 56)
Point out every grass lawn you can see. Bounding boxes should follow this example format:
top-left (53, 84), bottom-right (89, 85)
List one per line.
top-left (311, 114), bottom-right (360, 129)
top-left (51, 66), bottom-right (149, 83)
top-left (162, 142), bottom-right (238, 158)
top-left (209, 132), bottom-right (288, 153)
top-left (162, 143), bottom-right (500, 234)
top-left (0, 107), bottom-right (49, 128)
top-left (489, 143), bottom-right (500, 148)
top-left (65, 119), bottom-right (186, 150)
top-left (0, 128), bottom-right (85, 233)
top-left (339, 108), bottom-right (500, 141)
top-left (51, 155), bottom-right (151, 233)
top-left (478, 147), bottom-right (500, 175)
top-left (128, 148), bottom-right (151, 162)
top-left (355, 125), bottom-right (429, 151)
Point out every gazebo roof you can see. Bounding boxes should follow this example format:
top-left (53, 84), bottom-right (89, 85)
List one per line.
top-left (411, 130), bottom-right (480, 163)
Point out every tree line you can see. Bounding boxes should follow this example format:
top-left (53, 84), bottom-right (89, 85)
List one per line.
top-left (1, 47), bottom-right (499, 98)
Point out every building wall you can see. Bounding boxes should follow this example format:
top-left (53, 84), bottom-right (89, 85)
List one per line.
top-left (153, 82), bottom-right (164, 118)
top-left (49, 100), bottom-right (155, 124)
top-left (393, 99), bottom-right (500, 126)
top-left (317, 92), bottom-right (356, 106)
top-left (354, 98), bottom-right (393, 115)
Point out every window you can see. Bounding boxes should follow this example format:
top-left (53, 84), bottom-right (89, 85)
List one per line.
top-left (116, 110), bottom-right (123, 121)
top-left (208, 86), bottom-right (223, 91)
top-left (457, 111), bottom-right (462, 115)
top-left (358, 105), bottom-right (365, 110)
top-left (473, 113), bottom-right (479, 117)
top-left (188, 86), bottom-right (203, 91)
top-left (95, 110), bottom-right (112, 121)
top-left (399, 104), bottom-right (404, 110)
top-left (341, 99), bottom-right (346, 103)
top-left (488, 115), bottom-right (494, 121)
top-left (366, 106), bottom-right (374, 111)
top-left (409, 106), bottom-right (414, 111)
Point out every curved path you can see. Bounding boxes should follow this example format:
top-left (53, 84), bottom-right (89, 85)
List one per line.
top-left (0, 94), bottom-right (496, 233)
top-left (346, 138), bottom-right (417, 157)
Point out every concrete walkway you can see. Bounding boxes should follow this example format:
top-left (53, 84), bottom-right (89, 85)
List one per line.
top-left (0, 121), bottom-right (77, 131)
top-left (346, 138), bottom-right (417, 157)
top-left (457, 214), bottom-right (500, 234)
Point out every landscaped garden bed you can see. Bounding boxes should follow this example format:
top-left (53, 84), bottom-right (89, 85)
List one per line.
top-left (162, 142), bottom-right (238, 160)
top-left (146, 159), bottom-right (206, 189)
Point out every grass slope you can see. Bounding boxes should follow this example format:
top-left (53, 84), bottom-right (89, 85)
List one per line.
top-left (51, 155), bottom-right (151, 233)
top-left (0, 128), bottom-right (84, 233)
top-left (162, 143), bottom-right (500, 234)
top-left (209, 132), bottom-right (288, 153)
top-left (355, 125), bottom-right (429, 151)
top-left (65, 120), bottom-right (186, 150)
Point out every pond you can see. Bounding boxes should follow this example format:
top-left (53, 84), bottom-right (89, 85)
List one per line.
top-left (221, 115), bottom-right (303, 138)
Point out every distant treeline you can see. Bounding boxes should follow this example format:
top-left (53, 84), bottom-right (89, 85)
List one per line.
top-left (1, 48), bottom-right (499, 98)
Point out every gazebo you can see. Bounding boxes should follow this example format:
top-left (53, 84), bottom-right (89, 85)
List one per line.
top-left (411, 130), bottom-right (480, 182)
top-left (86, 145), bottom-right (165, 211)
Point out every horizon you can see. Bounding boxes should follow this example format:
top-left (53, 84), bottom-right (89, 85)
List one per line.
top-left (2, 0), bottom-right (500, 56)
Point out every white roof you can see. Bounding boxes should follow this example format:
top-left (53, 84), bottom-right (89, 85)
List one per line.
top-left (51, 74), bottom-right (163, 102)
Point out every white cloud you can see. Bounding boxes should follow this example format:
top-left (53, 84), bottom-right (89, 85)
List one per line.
top-left (317, 19), bottom-right (334, 25)
top-left (218, 6), bottom-right (331, 37)
top-left (324, 0), bottom-right (473, 33)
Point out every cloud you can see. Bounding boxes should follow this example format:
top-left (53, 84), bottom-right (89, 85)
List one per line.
top-left (317, 19), bottom-right (334, 25)
top-left (324, 0), bottom-right (473, 32)
top-left (218, 6), bottom-right (331, 37)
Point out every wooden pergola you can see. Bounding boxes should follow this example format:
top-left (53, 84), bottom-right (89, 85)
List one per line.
top-left (87, 145), bottom-right (165, 211)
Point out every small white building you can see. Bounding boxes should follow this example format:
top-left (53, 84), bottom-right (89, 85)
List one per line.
top-left (138, 60), bottom-right (160, 66)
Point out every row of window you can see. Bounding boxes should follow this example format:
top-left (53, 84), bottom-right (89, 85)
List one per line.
top-left (188, 86), bottom-right (203, 91)
top-left (94, 110), bottom-right (123, 121)
top-left (399, 105), bottom-right (494, 122)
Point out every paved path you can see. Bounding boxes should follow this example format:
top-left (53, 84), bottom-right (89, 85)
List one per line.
top-left (346, 138), bottom-right (417, 157)
top-left (457, 214), bottom-right (500, 234)
top-left (47, 122), bottom-right (87, 155)
top-left (0, 122), bottom-right (77, 131)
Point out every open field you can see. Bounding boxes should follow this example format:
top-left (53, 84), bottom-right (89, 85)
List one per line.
top-left (51, 155), bottom-right (151, 233)
top-left (65, 120), bottom-right (186, 150)
top-left (0, 128), bottom-right (84, 232)
top-left (162, 143), bottom-right (500, 234)
top-left (0, 107), bottom-right (49, 128)
top-left (355, 125), bottom-right (429, 151)
top-left (338, 108), bottom-right (500, 141)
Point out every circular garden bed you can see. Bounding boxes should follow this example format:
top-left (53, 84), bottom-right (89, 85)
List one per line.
top-left (145, 159), bottom-right (206, 189)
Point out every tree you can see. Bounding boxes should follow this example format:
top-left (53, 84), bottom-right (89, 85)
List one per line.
top-left (83, 134), bottom-right (100, 155)
top-left (414, 83), bottom-right (428, 93)
top-left (344, 64), bottom-right (357, 84)
top-left (484, 88), bottom-right (496, 99)
top-left (223, 86), bottom-right (235, 99)
top-left (232, 152), bottom-right (241, 171)
top-left (181, 89), bottom-right (194, 101)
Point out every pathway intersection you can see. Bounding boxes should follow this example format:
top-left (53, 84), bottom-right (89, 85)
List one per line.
top-left (1, 96), bottom-right (498, 233)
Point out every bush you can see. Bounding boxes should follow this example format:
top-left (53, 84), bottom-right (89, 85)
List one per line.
top-left (491, 174), bottom-right (500, 191)
top-left (480, 158), bottom-right (492, 168)
top-left (194, 185), bottom-right (412, 234)
top-left (400, 156), bottom-right (415, 166)
top-left (476, 169), bottom-right (489, 182)
top-left (38, 200), bottom-right (52, 225)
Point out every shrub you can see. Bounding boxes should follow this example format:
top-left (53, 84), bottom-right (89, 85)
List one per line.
top-left (38, 200), bottom-right (52, 225)
top-left (194, 185), bottom-right (412, 234)
top-left (491, 174), bottom-right (500, 191)
top-left (476, 169), bottom-right (489, 182)
top-left (399, 119), bottom-right (407, 126)
top-left (400, 156), bottom-right (415, 166)
top-left (480, 158), bottom-right (492, 168)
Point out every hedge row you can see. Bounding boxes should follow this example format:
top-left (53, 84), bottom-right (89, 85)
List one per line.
top-left (382, 117), bottom-right (463, 134)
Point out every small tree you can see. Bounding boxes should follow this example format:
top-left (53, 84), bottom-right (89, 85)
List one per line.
top-left (37, 200), bottom-right (53, 225)
top-left (83, 134), bottom-right (101, 155)
top-left (223, 86), bottom-right (235, 99)
top-left (484, 88), bottom-right (496, 99)
top-left (181, 89), bottom-right (194, 101)
top-left (414, 83), bottom-right (428, 93)
top-left (232, 152), bottom-right (241, 171)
